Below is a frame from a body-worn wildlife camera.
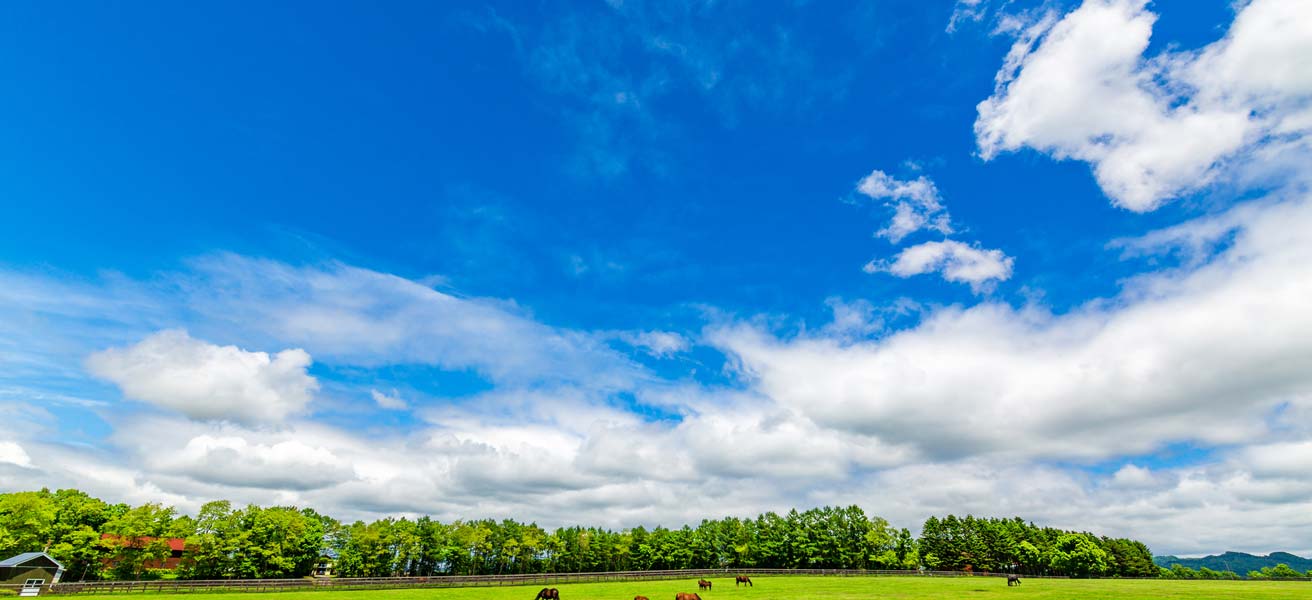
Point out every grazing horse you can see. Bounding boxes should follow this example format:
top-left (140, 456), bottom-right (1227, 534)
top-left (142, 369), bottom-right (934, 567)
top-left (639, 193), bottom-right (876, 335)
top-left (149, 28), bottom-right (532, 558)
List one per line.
top-left (635, 596), bottom-right (650, 600)
top-left (535, 588), bottom-right (560, 600)
top-left (1006, 574), bottom-right (1022, 587)
top-left (698, 580), bottom-right (712, 591)
top-left (735, 576), bottom-right (752, 587)
top-left (675, 593), bottom-right (702, 600)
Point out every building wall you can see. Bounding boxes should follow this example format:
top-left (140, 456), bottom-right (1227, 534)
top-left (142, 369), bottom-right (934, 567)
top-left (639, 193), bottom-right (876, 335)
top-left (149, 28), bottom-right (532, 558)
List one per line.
top-left (1, 566), bottom-right (59, 586)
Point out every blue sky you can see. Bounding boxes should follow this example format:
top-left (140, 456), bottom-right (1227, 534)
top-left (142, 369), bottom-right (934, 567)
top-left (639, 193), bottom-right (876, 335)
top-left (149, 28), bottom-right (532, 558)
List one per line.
top-left (2, 0), bottom-right (1311, 556)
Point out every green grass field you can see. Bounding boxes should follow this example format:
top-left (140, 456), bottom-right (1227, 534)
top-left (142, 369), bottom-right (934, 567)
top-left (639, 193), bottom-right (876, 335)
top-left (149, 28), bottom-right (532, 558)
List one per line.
top-left (65, 575), bottom-right (1312, 600)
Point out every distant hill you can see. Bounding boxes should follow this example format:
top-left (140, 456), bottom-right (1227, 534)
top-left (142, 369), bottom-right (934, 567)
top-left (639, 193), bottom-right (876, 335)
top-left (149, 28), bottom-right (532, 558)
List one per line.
top-left (1154, 551), bottom-right (1312, 574)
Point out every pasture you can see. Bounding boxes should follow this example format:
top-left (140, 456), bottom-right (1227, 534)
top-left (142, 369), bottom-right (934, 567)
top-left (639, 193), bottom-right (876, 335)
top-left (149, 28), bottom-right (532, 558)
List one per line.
top-left (62, 575), bottom-right (1312, 600)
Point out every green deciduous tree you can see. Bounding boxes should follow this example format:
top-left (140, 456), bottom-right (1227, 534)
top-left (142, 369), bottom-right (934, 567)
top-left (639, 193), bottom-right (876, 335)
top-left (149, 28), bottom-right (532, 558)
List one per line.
top-left (1049, 534), bottom-right (1109, 578)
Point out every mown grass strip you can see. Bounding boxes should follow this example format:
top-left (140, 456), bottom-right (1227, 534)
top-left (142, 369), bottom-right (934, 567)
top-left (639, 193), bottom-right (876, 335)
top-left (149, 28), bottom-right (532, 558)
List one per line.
top-left (57, 575), bottom-right (1312, 600)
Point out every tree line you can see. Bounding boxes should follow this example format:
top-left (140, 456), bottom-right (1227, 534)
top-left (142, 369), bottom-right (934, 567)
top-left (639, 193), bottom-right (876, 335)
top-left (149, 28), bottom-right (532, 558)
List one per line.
top-left (918, 515), bottom-right (1157, 577)
top-left (2, 488), bottom-right (1158, 581)
top-left (1159, 563), bottom-right (1312, 580)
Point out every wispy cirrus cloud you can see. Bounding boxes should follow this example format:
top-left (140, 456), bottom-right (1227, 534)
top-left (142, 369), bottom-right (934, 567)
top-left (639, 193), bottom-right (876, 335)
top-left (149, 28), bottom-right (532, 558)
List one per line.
top-left (179, 253), bottom-right (644, 391)
top-left (946, 0), bottom-right (987, 33)
top-left (370, 389), bottom-right (408, 411)
top-left (468, 2), bottom-right (854, 178)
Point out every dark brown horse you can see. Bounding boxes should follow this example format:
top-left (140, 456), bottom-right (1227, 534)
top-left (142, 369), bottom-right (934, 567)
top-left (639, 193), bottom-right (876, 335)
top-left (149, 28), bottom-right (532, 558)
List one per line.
top-left (535, 588), bottom-right (560, 600)
top-left (1006, 574), bottom-right (1021, 586)
top-left (675, 593), bottom-right (702, 600)
top-left (734, 576), bottom-right (752, 587)
top-left (698, 579), bottom-right (712, 591)
top-left (635, 596), bottom-right (650, 600)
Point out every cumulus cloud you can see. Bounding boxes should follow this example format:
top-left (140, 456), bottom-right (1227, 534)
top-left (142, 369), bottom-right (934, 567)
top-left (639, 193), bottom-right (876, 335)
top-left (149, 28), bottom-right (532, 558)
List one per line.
top-left (856, 170), bottom-right (954, 243)
top-left (853, 170), bottom-right (1010, 291)
top-left (976, 0), bottom-right (1312, 210)
top-left (866, 240), bottom-right (1014, 291)
top-left (86, 329), bottom-right (318, 425)
top-left (0, 441), bottom-right (32, 468)
top-left (716, 196), bottom-right (1312, 467)
top-left (1109, 464), bottom-right (1160, 490)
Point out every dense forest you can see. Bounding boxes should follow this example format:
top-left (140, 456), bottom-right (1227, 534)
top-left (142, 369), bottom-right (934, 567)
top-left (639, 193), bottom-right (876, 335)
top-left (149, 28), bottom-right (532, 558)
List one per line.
top-left (1, 489), bottom-right (1160, 581)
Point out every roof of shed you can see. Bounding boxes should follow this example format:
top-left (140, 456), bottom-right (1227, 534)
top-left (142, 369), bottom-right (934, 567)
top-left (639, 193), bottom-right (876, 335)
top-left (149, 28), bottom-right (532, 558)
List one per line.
top-left (0, 552), bottom-right (64, 569)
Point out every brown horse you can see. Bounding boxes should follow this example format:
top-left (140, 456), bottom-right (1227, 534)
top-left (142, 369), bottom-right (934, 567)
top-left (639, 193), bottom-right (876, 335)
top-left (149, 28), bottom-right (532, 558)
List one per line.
top-left (734, 576), bottom-right (752, 587)
top-left (635, 596), bottom-right (650, 600)
top-left (675, 593), bottom-right (702, 600)
top-left (1006, 574), bottom-right (1021, 586)
top-left (698, 579), bottom-right (712, 591)
top-left (535, 588), bottom-right (560, 600)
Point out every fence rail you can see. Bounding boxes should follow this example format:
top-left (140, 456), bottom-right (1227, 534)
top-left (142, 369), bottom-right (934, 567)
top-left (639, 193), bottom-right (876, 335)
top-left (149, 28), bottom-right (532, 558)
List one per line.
top-left (4, 569), bottom-right (1072, 596)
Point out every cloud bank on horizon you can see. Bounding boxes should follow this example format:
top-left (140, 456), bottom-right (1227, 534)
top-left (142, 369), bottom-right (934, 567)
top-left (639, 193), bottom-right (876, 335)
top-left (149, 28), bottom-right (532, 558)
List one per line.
top-left (1, 0), bottom-right (1311, 557)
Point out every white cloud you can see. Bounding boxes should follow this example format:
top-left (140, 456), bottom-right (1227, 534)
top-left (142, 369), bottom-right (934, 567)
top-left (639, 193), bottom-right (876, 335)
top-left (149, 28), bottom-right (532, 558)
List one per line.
top-left (976, 0), bottom-right (1312, 210)
top-left (946, 0), bottom-right (987, 33)
top-left (1109, 464), bottom-right (1160, 490)
top-left (2, 207), bottom-right (1309, 555)
top-left (717, 195), bottom-right (1312, 469)
top-left (154, 433), bottom-right (355, 491)
top-left (866, 239), bottom-right (1014, 291)
top-left (1239, 441), bottom-right (1312, 480)
top-left (86, 329), bottom-right (318, 425)
top-left (856, 170), bottom-right (953, 243)
top-left (819, 297), bottom-right (884, 339)
top-left (1108, 200), bottom-right (1260, 265)
top-left (616, 330), bottom-right (690, 358)
top-left (0, 441), bottom-right (32, 468)
top-left (371, 389), bottom-right (408, 410)
top-left (0, 268), bottom-right (172, 387)
top-left (853, 171), bottom-right (1010, 292)
top-left (857, 458), bottom-right (1312, 556)
top-left (183, 254), bottom-right (641, 391)
top-left (1184, 0), bottom-right (1312, 107)
top-left (5, 198), bottom-right (1312, 555)
top-left (16, 397), bottom-right (1307, 554)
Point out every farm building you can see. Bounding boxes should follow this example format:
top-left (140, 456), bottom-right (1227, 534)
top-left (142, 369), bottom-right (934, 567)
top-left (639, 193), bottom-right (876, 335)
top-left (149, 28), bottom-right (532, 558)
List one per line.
top-left (314, 548), bottom-right (339, 578)
top-left (0, 552), bottom-right (64, 586)
top-left (99, 534), bottom-right (189, 570)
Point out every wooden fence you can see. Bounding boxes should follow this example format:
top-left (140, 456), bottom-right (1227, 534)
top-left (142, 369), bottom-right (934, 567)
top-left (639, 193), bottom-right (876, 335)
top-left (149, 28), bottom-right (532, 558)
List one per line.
top-left (4, 568), bottom-right (1064, 596)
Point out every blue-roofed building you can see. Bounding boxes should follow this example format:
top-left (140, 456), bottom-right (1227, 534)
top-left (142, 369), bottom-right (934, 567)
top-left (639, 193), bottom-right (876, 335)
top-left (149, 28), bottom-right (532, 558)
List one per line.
top-left (0, 552), bottom-right (64, 587)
